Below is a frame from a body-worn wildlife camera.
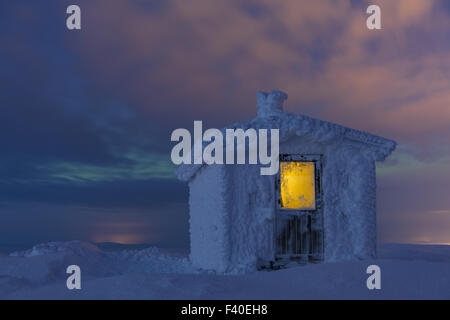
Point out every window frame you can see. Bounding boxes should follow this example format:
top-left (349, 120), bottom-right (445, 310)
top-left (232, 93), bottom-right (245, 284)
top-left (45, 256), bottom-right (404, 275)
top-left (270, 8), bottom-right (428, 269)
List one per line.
top-left (276, 154), bottom-right (323, 214)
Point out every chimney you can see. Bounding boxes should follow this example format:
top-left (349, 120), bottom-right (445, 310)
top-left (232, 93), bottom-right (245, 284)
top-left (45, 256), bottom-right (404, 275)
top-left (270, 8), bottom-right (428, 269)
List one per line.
top-left (256, 90), bottom-right (288, 117)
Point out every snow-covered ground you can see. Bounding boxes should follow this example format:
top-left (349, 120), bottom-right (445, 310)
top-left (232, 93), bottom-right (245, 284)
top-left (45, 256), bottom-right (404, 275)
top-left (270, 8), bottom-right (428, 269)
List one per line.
top-left (0, 241), bottom-right (449, 299)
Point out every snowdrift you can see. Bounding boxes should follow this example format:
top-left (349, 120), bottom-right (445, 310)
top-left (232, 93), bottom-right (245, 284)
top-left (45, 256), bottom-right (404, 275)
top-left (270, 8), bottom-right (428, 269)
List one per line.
top-left (0, 241), bottom-right (449, 299)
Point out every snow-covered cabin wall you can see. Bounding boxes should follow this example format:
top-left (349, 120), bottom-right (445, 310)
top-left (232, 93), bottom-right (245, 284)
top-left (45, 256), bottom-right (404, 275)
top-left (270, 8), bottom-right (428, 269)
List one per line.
top-left (188, 165), bottom-right (229, 272)
top-left (177, 90), bottom-right (396, 273)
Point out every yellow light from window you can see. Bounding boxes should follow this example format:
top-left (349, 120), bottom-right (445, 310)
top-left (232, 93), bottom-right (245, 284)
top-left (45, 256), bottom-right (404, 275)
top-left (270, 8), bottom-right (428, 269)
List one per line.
top-left (280, 162), bottom-right (315, 210)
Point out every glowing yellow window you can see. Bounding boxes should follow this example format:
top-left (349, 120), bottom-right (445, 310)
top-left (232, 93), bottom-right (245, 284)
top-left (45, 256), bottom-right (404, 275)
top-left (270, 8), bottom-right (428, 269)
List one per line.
top-left (280, 162), bottom-right (316, 210)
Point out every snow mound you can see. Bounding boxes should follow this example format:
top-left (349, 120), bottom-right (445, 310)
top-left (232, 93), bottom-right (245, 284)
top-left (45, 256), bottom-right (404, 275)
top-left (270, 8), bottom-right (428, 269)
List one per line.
top-left (1, 242), bottom-right (449, 299)
top-left (109, 247), bottom-right (197, 274)
top-left (5, 241), bottom-right (196, 282)
top-left (10, 241), bottom-right (101, 258)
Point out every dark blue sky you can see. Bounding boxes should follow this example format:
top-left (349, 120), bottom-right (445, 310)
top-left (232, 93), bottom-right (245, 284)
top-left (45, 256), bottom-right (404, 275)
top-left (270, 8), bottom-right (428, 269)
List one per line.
top-left (1, 0), bottom-right (450, 249)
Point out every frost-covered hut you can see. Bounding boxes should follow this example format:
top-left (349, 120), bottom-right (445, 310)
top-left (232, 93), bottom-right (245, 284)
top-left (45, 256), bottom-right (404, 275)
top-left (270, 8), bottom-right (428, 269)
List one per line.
top-left (176, 90), bottom-right (396, 273)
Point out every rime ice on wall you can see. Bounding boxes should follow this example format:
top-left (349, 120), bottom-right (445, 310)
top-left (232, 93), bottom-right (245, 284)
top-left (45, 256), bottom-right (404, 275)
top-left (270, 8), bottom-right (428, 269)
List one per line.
top-left (224, 164), bottom-right (276, 272)
top-left (188, 165), bottom-right (229, 272)
top-left (177, 90), bottom-right (396, 273)
top-left (189, 164), bottom-right (276, 273)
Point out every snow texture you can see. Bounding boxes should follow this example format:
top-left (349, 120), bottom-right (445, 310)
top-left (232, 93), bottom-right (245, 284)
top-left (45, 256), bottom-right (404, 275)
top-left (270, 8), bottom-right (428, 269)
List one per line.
top-left (176, 90), bottom-right (396, 181)
top-left (177, 90), bottom-right (396, 273)
top-left (0, 241), bottom-right (449, 299)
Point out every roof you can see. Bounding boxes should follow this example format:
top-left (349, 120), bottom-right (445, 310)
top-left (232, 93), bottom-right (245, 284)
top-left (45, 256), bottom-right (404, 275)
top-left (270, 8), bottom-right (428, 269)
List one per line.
top-left (175, 90), bottom-right (396, 181)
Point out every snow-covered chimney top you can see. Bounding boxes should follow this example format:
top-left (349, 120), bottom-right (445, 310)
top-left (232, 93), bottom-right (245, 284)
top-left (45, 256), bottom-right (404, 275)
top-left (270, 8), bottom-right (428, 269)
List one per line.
top-left (256, 90), bottom-right (288, 117)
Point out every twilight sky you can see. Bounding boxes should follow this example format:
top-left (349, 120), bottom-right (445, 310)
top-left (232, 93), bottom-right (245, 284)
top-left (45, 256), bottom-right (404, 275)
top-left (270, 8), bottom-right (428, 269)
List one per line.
top-left (1, 0), bottom-right (450, 250)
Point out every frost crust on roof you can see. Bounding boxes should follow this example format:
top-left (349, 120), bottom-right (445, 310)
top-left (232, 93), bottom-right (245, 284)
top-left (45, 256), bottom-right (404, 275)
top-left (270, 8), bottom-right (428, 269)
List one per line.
top-left (176, 90), bottom-right (396, 182)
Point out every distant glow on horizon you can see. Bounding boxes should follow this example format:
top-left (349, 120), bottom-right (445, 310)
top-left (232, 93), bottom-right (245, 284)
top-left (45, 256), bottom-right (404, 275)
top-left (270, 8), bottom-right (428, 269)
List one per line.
top-left (407, 241), bottom-right (450, 246)
top-left (90, 219), bottom-right (156, 245)
top-left (91, 234), bottom-right (151, 244)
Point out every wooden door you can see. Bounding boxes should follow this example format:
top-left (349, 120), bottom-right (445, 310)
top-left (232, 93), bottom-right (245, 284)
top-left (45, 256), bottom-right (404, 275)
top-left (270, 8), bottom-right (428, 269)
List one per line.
top-left (275, 154), bottom-right (324, 262)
